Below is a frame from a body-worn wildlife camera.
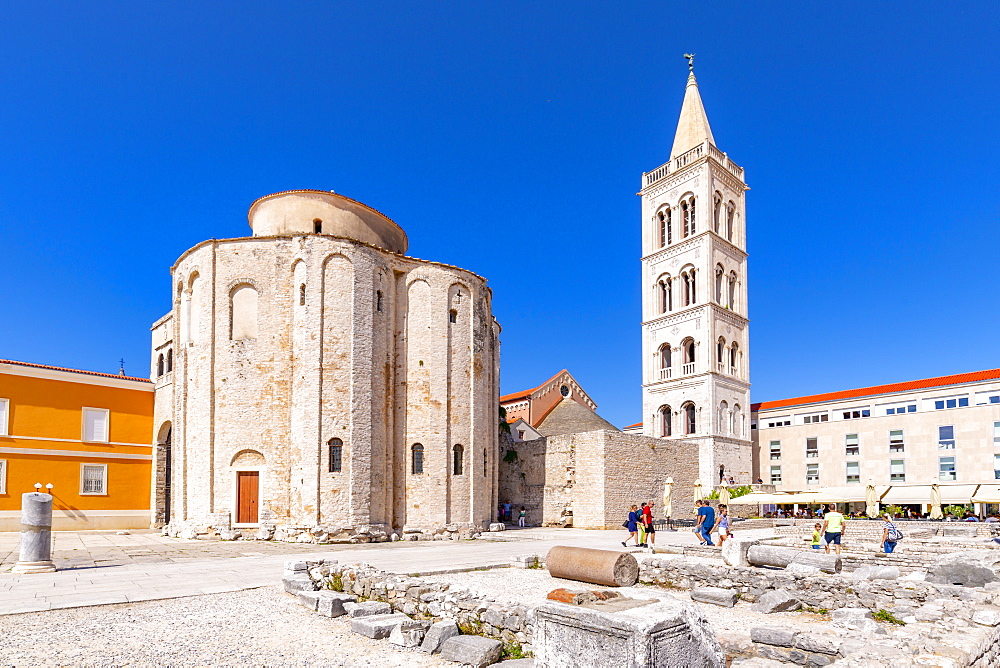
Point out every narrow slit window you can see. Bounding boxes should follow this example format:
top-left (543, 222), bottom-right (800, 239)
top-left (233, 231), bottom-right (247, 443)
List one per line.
top-left (412, 444), bottom-right (424, 475)
top-left (328, 438), bottom-right (343, 473)
top-left (452, 444), bottom-right (464, 475)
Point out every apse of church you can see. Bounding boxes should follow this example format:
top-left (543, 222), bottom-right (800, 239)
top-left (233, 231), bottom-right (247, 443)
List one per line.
top-left (151, 190), bottom-right (500, 533)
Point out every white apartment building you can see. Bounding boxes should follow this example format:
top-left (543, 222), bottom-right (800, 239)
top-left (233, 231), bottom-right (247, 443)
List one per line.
top-left (751, 369), bottom-right (1000, 491)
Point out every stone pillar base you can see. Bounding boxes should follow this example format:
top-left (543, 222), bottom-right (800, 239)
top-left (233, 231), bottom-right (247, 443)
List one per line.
top-left (11, 560), bottom-right (56, 574)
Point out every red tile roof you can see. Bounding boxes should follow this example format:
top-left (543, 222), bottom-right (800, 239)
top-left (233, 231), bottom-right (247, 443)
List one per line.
top-left (499, 370), bottom-right (569, 403)
top-left (0, 359), bottom-right (152, 384)
top-left (752, 368), bottom-right (1000, 412)
top-left (624, 422), bottom-right (642, 429)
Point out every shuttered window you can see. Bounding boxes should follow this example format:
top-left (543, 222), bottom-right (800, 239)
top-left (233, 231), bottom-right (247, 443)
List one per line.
top-left (83, 408), bottom-right (109, 442)
top-left (0, 460), bottom-right (6, 494)
top-left (0, 399), bottom-right (8, 436)
top-left (81, 464), bottom-right (107, 495)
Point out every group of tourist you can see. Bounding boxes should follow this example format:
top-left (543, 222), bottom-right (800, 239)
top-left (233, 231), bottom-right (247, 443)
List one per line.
top-left (497, 503), bottom-right (527, 527)
top-left (621, 501), bottom-right (657, 548)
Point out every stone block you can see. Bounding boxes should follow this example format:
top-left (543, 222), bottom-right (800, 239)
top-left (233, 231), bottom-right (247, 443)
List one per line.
top-left (913, 604), bottom-right (944, 622)
top-left (282, 575), bottom-right (315, 594)
top-left (928, 551), bottom-right (1000, 587)
top-left (851, 566), bottom-right (899, 581)
top-left (388, 619), bottom-right (431, 647)
top-left (751, 590), bottom-right (800, 614)
top-left (420, 620), bottom-right (459, 653)
top-left (830, 607), bottom-right (871, 624)
top-left (785, 563), bottom-right (820, 576)
top-left (721, 536), bottom-right (759, 568)
top-left (750, 626), bottom-right (796, 647)
top-left (284, 560), bottom-right (309, 572)
top-left (317, 592), bottom-right (357, 618)
top-left (351, 613), bottom-right (411, 639)
top-left (489, 523), bottom-right (506, 531)
top-left (792, 633), bottom-right (841, 655)
top-left (297, 590), bottom-right (321, 610)
top-left (972, 608), bottom-right (1000, 626)
top-left (494, 660), bottom-right (535, 668)
top-left (691, 586), bottom-right (738, 608)
top-left (345, 601), bottom-right (392, 618)
top-left (441, 636), bottom-right (503, 668)
top-left (534, 594), bottom-right (724, 667)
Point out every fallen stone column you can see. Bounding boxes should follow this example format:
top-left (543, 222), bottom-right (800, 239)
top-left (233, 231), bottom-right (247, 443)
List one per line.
top-left (12, 492), bottom-right (56, 574)
top-left (545, 546), bottom-right (639, 587)
top-left (746, 545), bottom-right (841, 573)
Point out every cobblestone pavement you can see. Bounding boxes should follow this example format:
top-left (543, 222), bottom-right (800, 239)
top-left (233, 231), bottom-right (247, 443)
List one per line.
top-left (0, 527), bottom-right (727, 616)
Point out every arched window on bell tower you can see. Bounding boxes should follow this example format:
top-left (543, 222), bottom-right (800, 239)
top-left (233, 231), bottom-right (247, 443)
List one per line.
top-left (713, 192), bottom-right (722, 233)
top-left (659, 405), bottom-right (672, 437)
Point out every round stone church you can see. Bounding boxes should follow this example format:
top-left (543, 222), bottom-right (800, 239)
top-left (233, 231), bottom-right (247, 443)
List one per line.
top-left (150, 190), bottom-right (500, 534)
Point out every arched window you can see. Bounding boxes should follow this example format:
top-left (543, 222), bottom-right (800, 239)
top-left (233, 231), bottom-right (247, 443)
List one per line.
top-left (659, 405), bottom-right (672, 437)
top-left (681, 196), bottom-right (696, 237)
top-left (728, 272), bottom-right (737, 310)
top-left (730, 343), bottom-right (739, 375)
top-left (657, 208), bottom-right (672, 246)
top-left (719, 401), bottom-right (729, 435)
top-left (230, 284), bottom-right (258, 341)
top-left (156, 354), bottom-right (164, 377)
top-left (715, 265), bottom-right (724, 303)
top-left (376, 290), bottom-right (384, 312)
top-left (713, 192), bottom-right (722, 233)
top-left (453, 444), bottom-right (464, 475)
top-left (313, 218), bottom-right (323, 234)
top-left (717, 338), bottom-right (725, 371)
top-left (733, 404), bottom-right (742, 437)
top-left (166, 348), bottom-right (173, 373)
top-left (681, 269), bottom-right (696, 306)
top-left (683, 403), bottom-right (697, 435)
top-left (411, 444), bottom-right (424, 475)
top-left (328, 438), bottom-right (343, 473)
top-left (658, 276), bottom-right (672, 313)
top-left (658, 343), bottom-right (672, 380)
top-left (449, 309), bottom-right (457, 324)
top-left (299, 283), bottom-right (306, 306)
top-left (726, 202), bottom-right (735, 241)
top-left (682, 338), bottom-right (695, 375)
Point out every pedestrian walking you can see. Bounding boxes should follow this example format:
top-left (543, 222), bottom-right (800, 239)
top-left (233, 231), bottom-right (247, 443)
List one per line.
top-left (518, 506), bottom-right (526, 528)
top-left (811, 522), bottom-right (822, 549)
top-left (643, 501), bottom-right (656, 549)
top-left (695, 500), bottom-right (715, 546)
top-left (622, 504), bottom-right (640, 547)
top-left (880, 513), bottom-right (902, 553)
top-left (637, 503), bottom-right (648, 547)
top-left (821, 503), bottom-right (846, 555)
top-left (712, 504), bottom-right (731, 546)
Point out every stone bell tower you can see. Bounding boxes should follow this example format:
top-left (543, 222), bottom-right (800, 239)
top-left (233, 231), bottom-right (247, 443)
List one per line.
top-left (639, 58), bottom-right (752, 486)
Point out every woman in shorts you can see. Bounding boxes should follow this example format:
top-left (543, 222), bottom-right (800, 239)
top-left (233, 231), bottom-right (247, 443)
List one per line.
top-left (712, 504), bottom-right (731, 546)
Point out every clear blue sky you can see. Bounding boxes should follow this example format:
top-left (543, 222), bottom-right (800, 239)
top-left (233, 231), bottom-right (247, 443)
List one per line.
top-left (1, 3), bottom-right (998, 429)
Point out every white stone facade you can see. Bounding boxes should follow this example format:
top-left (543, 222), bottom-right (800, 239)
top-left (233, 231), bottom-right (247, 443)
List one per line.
top-left (639, 71), bottom-right (752, 486)
top-left (151, 190), bottom-right (500, 532)
top-left (752, 370), bottom-right (1000, 491)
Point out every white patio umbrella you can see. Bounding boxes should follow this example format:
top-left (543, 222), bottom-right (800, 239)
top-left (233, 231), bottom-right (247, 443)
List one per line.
top-left (930, 483), bottom-right (944, 520)
top-left (865, 480), bottom-right (879, 518)
top-left (693, 479), bottom-right (704, 503)
top-left (662, 477), bottom-right (674, 521)
top-left (719, 486), bottom-right (731, 505)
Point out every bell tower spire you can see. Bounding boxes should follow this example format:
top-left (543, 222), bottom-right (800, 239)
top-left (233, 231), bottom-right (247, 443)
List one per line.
top-left (671, 55), bottom-right (716, 159)
top-left (639, 60), bottom-right (751, 488)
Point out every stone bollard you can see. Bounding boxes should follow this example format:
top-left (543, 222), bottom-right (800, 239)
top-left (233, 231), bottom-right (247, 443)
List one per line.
top-left (12, 492), bottom-right (57, 574)
top-left (546, 546), bottom-right (638, 587)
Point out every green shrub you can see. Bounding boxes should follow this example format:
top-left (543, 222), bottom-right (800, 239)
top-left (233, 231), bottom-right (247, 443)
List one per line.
top-left (873, 609), bottom-right (905, 625)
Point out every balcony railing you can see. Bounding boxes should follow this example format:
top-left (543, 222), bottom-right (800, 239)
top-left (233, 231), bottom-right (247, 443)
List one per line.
top-left (642, 141), bottom-right (745, 188)
top-left (682, 362), bottom-right (695, 375)
top-left (658, 368), bottom-right (672, 380)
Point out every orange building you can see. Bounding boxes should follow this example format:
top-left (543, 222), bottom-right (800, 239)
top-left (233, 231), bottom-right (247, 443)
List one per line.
top-left (0, 359), bottom-right (154, 531)
top-left (500, 370), bottom-right (599, 432)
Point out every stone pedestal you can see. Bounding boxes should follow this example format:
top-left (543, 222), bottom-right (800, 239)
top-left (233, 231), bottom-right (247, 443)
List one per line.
top-left (534, 589), bottom-right (724, 667)
top-left (12, 493), bottom-right (56, 574)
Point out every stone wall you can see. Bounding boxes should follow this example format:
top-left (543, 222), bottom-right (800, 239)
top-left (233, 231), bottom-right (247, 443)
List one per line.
top-left (300, 561), bottom-right (533, 651)
top-left (638, 557), bottom-right (1000, 611)
top-left (498, 429), bottom-right (701, 529)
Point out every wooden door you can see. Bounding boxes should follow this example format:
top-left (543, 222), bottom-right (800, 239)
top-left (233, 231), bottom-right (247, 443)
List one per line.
top-left (236, 471), bottom-right (259, 524)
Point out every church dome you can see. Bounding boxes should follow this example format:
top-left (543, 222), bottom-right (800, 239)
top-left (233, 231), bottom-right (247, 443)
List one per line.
top-left (248, 190), bottom-right (408, 254)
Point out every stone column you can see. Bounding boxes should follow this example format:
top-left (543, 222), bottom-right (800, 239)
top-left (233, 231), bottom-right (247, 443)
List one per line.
top-left (12, 492), bottom-right (56, 574)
